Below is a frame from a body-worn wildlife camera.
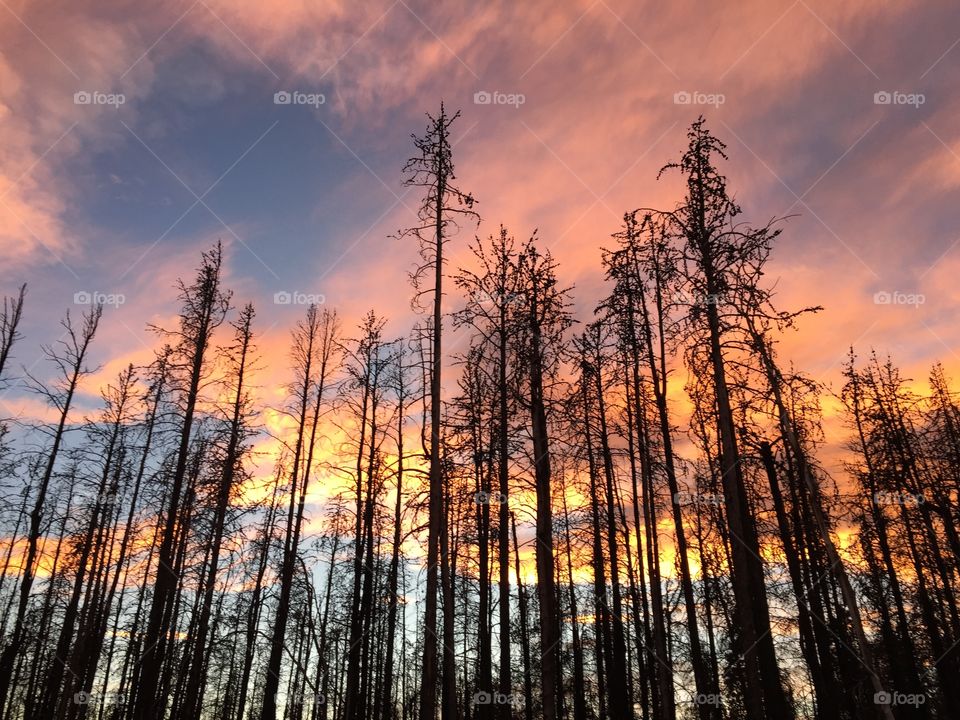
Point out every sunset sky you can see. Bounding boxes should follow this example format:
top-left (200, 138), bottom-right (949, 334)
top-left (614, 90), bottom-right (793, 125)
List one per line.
top-left (2, 0), bottom-right (959, 467)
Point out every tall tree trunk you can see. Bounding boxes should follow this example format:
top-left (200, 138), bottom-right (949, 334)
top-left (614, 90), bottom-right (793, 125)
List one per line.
top-left (560, 483), bottom-right (587, 720)
top-left (591, 360), bottom-right (631, 719)
top-left (629, 235), bottom-right (717, 719)
top-left (526, 267), bottom-right (561, 720)
top-left (262, 307), bottom-right (336, 720)
top-left (179, 306), bottom-right (255, 720)
top-left (511, 513), bottom-right (533, 720)
top-left (134, 246), bottom-right (226, 720)
top-left (0, 306), bottom-right (101, 714)
top-left (496, 291), bottom-right (512, 720)
top-left (382, 355), bottom-right (408, 720)
top-left (698, 247), bottom-right (791, 720)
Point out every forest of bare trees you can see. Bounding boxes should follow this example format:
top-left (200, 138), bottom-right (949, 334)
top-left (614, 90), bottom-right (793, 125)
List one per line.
top-left (0, 108), bottom-right (957, 720)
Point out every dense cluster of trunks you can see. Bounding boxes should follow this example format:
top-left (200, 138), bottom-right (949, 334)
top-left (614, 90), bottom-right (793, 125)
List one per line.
top-left (0, 110), bottom-right (956, 720)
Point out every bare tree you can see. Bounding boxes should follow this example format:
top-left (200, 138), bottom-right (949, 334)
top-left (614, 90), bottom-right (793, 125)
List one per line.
top-left (0, 303), bottom-right (101, 714)
top-left (132, 243), bottom-right (230, 720)
top-left (395, 103), bottom-right (477, 720)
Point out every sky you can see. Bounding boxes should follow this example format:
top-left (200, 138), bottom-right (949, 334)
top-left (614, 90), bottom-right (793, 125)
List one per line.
top-left (2, 0), bottom-right (960, 472)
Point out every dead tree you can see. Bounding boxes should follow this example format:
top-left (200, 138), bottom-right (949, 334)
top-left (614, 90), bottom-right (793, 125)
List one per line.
top-left (0, 303), bottom-right (101, 713)
top-left (395, 103), bottom-right (477, 720)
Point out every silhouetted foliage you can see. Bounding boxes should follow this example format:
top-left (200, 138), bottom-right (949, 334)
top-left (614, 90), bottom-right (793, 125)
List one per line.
top-left (0, 114), bottom-right (954, 720)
